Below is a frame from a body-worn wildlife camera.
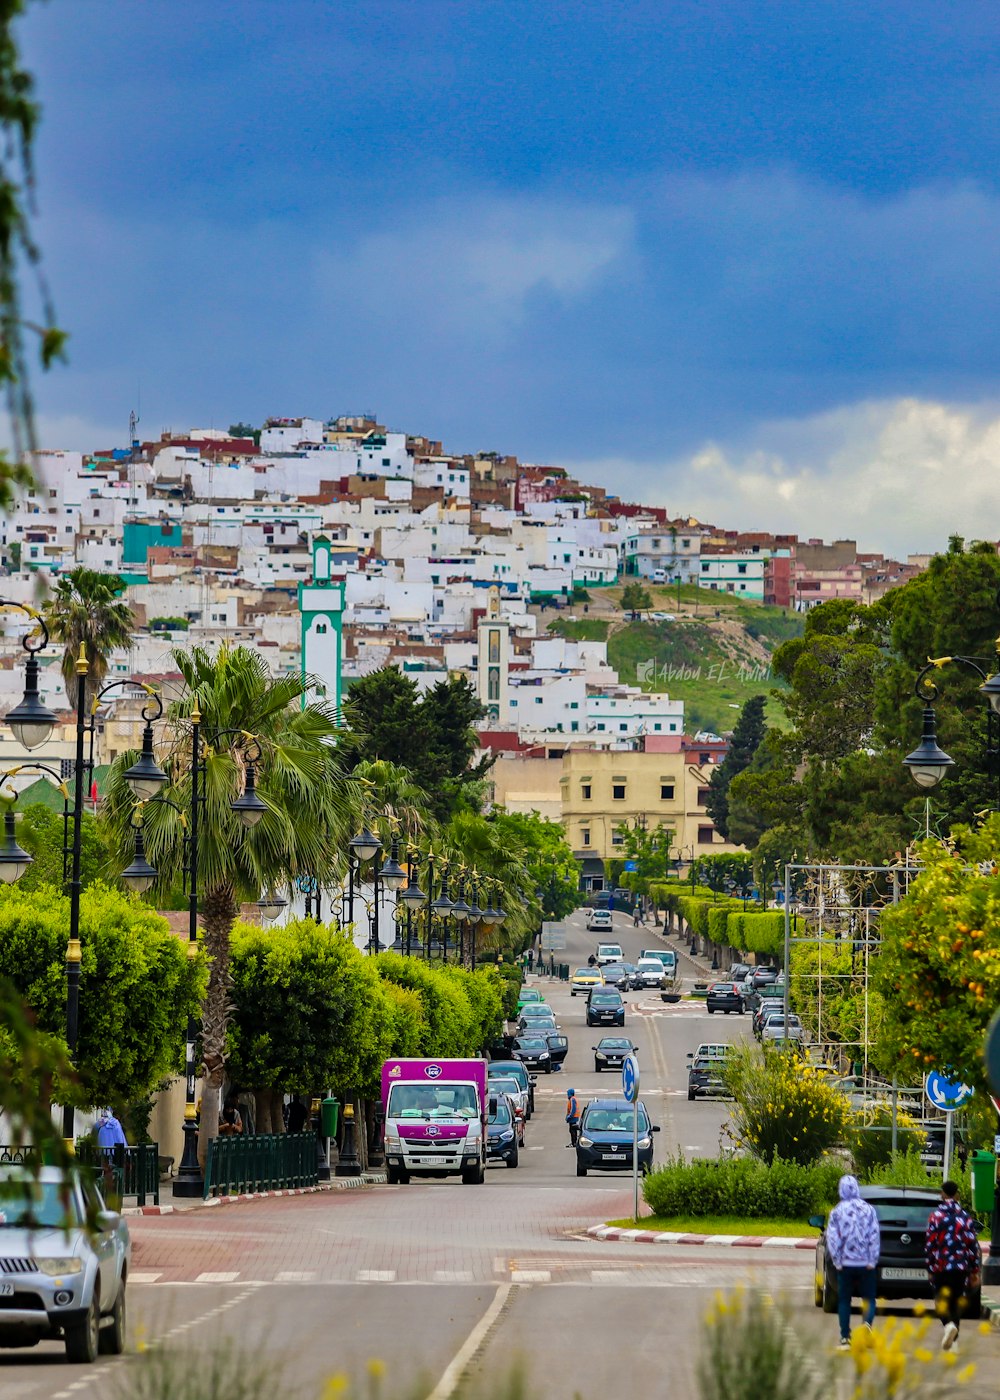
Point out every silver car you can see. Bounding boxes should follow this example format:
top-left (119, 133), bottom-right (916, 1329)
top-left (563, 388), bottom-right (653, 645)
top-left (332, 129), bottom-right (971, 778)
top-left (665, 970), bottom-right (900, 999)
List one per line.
top-left (0, 1165), bottom-right (130, 1362)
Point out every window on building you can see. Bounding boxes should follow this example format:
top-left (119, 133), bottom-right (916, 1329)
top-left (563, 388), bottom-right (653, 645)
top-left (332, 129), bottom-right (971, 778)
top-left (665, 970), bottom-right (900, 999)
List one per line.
top-left (699, 752), bottom-right (711, 764)
top-left (698, 825), bottom-right (715, 845)
top-left (682, 539), bottom-right (690, 548)
top-left (612, 782), bottom-right (626, 801)
top-left (510, 700), bottom-right (518, 707)
top-left (697, 786), bottom-right (711, 806)
top-left (315, 623), bottom-right (328, 635)
top-left (382, 457), bottom-right (391, 467)
top-left (581, 784), bottom-right (592, 800)
top-left (660, 782), bottom-right (675, 800)
top-left (563, 554), bottom-right (571, 564)
top-left (737, 563), bottom-right (747, 574)
top-left (569, 701), bottom-right (579, 709)
top-left (488, 629), bottom-right (500, 663)
top-left (619, 723), bottom-right (627, 731)
top-left (535, 696), bottom-right (543, 704)
top-left (581, 827), bottom-right (590, 846)
top-left (611, 830), bottom-right (624, 846)
top-left (570, 721), bottom-right (579, 732)
top-left (651, 538), bottom-right (660, 548)
top-left (597, 723), bottom-right (606, 731)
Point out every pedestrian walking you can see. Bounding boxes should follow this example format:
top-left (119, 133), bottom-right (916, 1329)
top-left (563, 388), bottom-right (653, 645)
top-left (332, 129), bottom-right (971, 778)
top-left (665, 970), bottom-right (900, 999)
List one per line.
top-left (926, 1180), bottom-right (980, 1353)
top-left (826, 1173), bottom-right (880, 1350)
top-left (527, 948), bottom-right (534, 973)
top-left (632, 906), bottom-right (641, 927)
top-left (565, 1088), bottom-right (580, 1147)
top-left (286, 1094), bottom-right (308, 1134)
top-left (95, 1108), bottom-right (127, 1153)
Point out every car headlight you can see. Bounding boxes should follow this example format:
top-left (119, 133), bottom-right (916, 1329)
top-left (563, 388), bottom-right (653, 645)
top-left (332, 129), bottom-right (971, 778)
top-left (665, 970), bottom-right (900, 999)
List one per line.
top-left (596, 1052), bottom-right (607, 1060)
top-left (499, 1130), bottom-right (515, 1142)
top-left (578, 1136), bottom-right (593, 1148)
top-left (539, 1051), bottom-right (549, 1059)
top-left (637, 1136), bottom-right (652, 1149)
top-left (37, 1257), bottom-right (85, 1276)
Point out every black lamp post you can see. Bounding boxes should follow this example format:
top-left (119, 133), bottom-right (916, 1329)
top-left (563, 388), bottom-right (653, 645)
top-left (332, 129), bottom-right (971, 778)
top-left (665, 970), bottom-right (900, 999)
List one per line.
top-left (372, 837), bottom-right (406, 955)
top-left (347, 828), bottom-right (381, 932)
top-left (399, 852), bottom-right (424, 955)
top-left (430, 861), bottom-right (454, 962)
top-left (903, 647), bottom-right (1000, 1284)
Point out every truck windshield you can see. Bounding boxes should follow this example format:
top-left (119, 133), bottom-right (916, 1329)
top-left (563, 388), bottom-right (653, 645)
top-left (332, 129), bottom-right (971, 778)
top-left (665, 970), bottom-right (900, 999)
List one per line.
top-left (387, 1084), bottom-right (480, 1119)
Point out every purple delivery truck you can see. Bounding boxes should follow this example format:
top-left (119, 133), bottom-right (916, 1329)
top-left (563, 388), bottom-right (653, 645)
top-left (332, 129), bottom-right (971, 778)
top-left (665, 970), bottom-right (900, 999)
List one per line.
top-left (381, 1058), bottom-right (489, 1185)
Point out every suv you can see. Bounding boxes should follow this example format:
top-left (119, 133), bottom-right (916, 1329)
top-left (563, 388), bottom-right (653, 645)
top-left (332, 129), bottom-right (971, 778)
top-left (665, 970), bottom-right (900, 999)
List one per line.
top-left (0, 1166), bottom-right (130, 1362)
top-left (587, 909), bottom-right (614, 934)
top-left (575, 1097), bottom-right (659, 1176)
top-left (586, 988), bottom-right (626, 1027)
top-left (688, 1055), bottom-right (727, 1100)
top-left (595, 941), bottom-right (623, 965)
top-left (706, 981), bottom-right (743, 1014)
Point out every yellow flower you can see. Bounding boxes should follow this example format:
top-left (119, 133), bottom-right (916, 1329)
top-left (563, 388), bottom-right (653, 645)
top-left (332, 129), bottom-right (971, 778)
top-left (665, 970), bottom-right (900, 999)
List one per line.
top-left (324, 1376), bottom-right (350, 1400)
top-left (366, 1361), bottom-right (386, 1381)
top-left (956, 1363), bottom-right (977, 1384)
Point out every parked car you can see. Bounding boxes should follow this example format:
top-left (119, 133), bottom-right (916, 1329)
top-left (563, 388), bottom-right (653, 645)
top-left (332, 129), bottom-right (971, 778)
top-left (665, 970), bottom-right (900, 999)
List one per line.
top-left (488, 1074), bottom-right (529, 1127)
top-left (586, 989), bottom-right (626, 1027)
top-left (0, 1166), bottom-right (130, 1362)
top-left (634, 958), bottom-right (667, 989)
top-left (688, 1055), bottom-right (727, 1100)
top-left (517, 1007), bottom-right (558, 1034)
top-left (753, 1000), bottom-right (788, 1037)
top-left (812, 1187), bottom-right (983, 1318)
top-left (517, 987), bottom-right (545, 1012)
top-left (706, 981), bottom-right (744, 1014)
top-left (750, 966), bottom-right (779, 989)
top-left (595, 941), bottom-right (624, 965)
top-left (593, 1036), bottom-right (637, 1072)
top-left (486, 1094), bottom-right (520, 1167)
top-left (487, 1058), bottom-right (535, 1115)
top-left (587, 909), bottom-right (614, 934)
top-left (690, 1042), bottom-right (734, 1062)
top-left (729, 963), bottom-right (752, 986)
top-left (575, 1097), bottom-right (660, 1176)
top-left (571, 966), bottom-right (604, 996)
top-left (761, 1014), bottom-right (804, 1044)
top-left (512, 1034), bottom-right (553, 1072)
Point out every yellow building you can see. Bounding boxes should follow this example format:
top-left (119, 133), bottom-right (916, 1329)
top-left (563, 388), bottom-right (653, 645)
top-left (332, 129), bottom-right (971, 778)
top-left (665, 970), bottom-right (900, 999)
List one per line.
top-left (560, 739), bottom-right (739, 889)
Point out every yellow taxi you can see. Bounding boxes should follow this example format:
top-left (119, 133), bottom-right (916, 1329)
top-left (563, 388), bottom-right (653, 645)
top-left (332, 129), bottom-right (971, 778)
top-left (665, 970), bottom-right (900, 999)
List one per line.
top-left (571, 966), bottom-right (605, 996)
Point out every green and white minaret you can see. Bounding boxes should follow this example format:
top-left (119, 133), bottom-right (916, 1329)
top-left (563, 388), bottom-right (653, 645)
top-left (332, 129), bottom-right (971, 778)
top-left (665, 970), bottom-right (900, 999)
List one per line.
top-left (298, 534), bottom-right (345, 710)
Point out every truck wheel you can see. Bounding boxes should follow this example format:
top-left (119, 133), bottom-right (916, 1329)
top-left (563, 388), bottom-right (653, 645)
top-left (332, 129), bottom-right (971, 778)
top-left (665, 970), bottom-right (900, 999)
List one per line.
top-left (98, 1281), bottom-right (126, 1356)
top-left (65, 1295), bottom-right (100, 1364)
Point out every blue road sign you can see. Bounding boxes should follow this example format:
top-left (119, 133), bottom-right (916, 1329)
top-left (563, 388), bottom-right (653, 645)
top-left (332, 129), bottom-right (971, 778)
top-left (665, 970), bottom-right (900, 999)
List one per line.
top-left (623, 861), bottom-right (638, 872)
top-left (622, 1054), bottom-right (639, 1104)
top-left (925, 1070), bottom-right (974, 1113)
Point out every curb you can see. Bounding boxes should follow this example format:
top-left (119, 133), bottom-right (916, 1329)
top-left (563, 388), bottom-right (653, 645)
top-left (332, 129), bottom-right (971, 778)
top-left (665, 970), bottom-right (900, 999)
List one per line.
top-left (587, 1224), bottom-right (816, 1250)
top-left (981, 1299), bottom-right (1000, 1330)
top-left (122, 1172), bottom-right (386, 1217)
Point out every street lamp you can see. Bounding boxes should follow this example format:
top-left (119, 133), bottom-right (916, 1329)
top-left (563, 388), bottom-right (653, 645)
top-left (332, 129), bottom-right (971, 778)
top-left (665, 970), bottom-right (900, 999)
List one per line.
top-left (0, 805), bottom-right (32, 883)
top-left (257, 890), bottom-right (288, 923)
top-left (399, 852), bottom-right (425, 957)
top-left (121, 810), bottom-right (158, 894)
top-left (230, 744), bottom-right (268, 827)
top-left (902, 701), bottom-right (955, 789)
top-left (122, 708), bottom-right (170, 800)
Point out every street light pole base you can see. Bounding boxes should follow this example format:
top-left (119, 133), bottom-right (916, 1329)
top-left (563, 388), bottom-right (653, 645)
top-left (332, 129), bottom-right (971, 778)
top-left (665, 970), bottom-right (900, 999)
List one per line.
top-left (173, 1117), bottom-right (204, 1197)
top-left (173, 1172), bottom-right (205, 1198)
top-left (982, 1258), bottom-right (1000, 1287)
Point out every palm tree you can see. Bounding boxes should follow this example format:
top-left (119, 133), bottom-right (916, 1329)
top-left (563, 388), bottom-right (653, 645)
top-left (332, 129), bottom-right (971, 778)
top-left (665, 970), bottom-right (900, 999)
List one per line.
top-left (42, 567), bottom-right (135, 706)
top-left (102, 644), bottom-right (362, 1159)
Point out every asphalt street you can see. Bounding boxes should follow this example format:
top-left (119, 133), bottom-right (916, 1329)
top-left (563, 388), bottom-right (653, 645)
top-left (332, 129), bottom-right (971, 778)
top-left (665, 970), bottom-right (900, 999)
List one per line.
top-left (2, 907), bottom-right (995, 1399)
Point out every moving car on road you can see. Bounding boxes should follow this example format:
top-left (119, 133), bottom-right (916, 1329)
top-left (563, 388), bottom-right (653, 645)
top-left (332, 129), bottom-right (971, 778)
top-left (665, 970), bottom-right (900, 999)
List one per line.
top-left (593, 1036), bottom-right (637, 1072)
top-left (634, 957), bottom-right (667, 989)
top-left (706, 981), bottom-right (743, 1014)
top-left (571, 967), bottom-right (604, 996)
top-left (486, 1095), bottom-right (520, 1168)
top-left (601, 961), bottom-right (633, 992)
top-left (0, 1165), bottom-right (130, 1362)
top-left (587, 909), bottom-right (614, 934)
top-left (575, 1097), bottom-right (660, 1176)
top-left (595, 940), bottom-right (624, 965)
top-left (586, 988), bottom-right (626, 1027)
top-left (811, 1187), bottom-right (983, 1318)
top-left (688, 1055), bottom-right (728, 1100)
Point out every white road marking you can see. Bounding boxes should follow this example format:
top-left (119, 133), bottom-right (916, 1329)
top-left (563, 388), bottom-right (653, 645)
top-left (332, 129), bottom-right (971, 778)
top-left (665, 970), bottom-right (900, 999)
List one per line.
top-left (129, 1271), bottom-right (163, 1284)
top-left (510, 1269), bottom-right (551, 1282)
top-left (195, 1271), bottom-right (240, 1283)
top-left (357, 1269), bottom-right (396, 1282)
top-left (426, 1284), bottom-right (511, 1400)
top-left (434, 1269), bottom-right (474, 1282)
top-left (276, 1270), bottom-right (318, 1282)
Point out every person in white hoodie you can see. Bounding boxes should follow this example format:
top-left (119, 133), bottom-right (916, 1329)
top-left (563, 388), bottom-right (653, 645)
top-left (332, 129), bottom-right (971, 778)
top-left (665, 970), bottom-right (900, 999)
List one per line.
top-left (826, 1173), bottom-right (881, 1350)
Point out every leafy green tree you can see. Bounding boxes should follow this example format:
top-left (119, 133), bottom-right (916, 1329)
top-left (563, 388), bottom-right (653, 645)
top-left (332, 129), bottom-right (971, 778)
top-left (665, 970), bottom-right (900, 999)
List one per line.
top-left (727, 731), bottom-right (804, 849)
top-left (102, 644), bottom-right (361, 1157)
top-left (442, 809), bottom-right (542, 951)
top-left (15, 803), bottom-right (113, 892)
top-left (873, 817), bottom-right (1000, 1093)
top-left (705, 695), bottom-right (766, 839)
top-left (42, 566), bottom-right (135, 705)
top-left (227, 919), bottom-right (396, 1113)
top-left (620, 582), bottom-right (653, 619)
top-left (488, 810), bottom-right (579, 920)
top-left (0, 882), bottom-right (204, 1109)
top-left (612, 818), bottom-right (674, 892)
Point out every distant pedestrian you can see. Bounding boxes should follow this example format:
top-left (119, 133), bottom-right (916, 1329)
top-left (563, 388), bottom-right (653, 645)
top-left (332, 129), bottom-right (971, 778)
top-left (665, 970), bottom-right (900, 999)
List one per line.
top-left (95, 1108), bottom-right (127, 1154)
top-left (286, 1095), bottom-right (308, 1134)
top-left (926, 1181), bottom-right (980, 1353)
top-left (218, 1105), bottom-right (243, 1136)
top-left (527, 949), bottom-right (534, 973)
top-left (633, 907), bottom-right (641, 927)
top-left (565, 1088), bottom-right (580, 1148)
top-left (826, 1174), bottom-right (880, 1349)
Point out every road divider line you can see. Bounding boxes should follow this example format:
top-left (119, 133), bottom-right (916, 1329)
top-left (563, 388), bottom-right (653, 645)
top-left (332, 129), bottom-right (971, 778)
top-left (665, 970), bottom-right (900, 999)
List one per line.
top-left (425, 1283), bottom-right (512, 1400)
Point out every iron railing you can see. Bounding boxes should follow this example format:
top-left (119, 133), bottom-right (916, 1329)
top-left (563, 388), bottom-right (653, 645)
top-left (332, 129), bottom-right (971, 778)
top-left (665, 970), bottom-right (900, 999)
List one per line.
top-left (203, 1132), bottom-right (317, 1199)
top-left (0, 1142), bottom-right (160, 1206)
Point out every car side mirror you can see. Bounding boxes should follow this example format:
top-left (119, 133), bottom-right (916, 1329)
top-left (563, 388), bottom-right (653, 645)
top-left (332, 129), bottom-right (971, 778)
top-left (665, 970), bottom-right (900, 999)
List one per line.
top-left (808, 1214), bottom-right (825, 1230)
top-left (97, 1209), bottom-right (120, 1232)
top-left (686, 1052), bottom-right (693, 1058)
top-left (652, 1125), bottom-right (661, 1133)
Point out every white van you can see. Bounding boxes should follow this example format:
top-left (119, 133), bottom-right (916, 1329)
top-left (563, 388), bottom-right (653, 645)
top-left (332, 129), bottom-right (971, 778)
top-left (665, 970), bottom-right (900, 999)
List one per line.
top-left (596, 941), bottom-right (624, 966)
top-left (641, 947), bottom-right (677, 978)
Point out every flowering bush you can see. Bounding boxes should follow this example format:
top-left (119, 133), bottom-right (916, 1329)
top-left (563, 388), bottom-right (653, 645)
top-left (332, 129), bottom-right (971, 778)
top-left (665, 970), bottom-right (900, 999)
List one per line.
top-left (723, 1044), bottom-right (852, 1165)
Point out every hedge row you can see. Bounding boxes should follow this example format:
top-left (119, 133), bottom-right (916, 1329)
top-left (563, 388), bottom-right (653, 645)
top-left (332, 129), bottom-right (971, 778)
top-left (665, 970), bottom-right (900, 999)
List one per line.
top-left (650, 882), bottom-right (799, 959)
top-left (643, 1153), bottom-right (843, 1220)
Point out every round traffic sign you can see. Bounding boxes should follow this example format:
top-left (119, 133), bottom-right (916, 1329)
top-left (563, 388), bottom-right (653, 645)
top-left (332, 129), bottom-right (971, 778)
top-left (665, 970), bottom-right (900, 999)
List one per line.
top-left (622, 1054), bottom-right (639, 1104)
top-left (925, 1070), bottom-right (974, 1113)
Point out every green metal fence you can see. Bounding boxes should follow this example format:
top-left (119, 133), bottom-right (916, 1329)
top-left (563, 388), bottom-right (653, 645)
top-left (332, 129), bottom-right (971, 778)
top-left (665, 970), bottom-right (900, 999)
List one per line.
top-left (204, 1132), bottom-right (318, 1199)
top-left (0, 1142), bottom-right (160, 1206)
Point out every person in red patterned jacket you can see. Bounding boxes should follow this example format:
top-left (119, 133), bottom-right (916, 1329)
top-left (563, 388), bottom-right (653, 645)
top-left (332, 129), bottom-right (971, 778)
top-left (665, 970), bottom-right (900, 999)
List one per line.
top-left (925, 1180), bottom-right (980, 1354)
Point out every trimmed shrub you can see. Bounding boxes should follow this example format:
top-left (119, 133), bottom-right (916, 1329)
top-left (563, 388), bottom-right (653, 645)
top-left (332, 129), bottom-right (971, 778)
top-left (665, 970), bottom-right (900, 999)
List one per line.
top-left (849, 1104), bottom-right (926, 1179)
top-left (643, 1152), bottom-right (843, 1220)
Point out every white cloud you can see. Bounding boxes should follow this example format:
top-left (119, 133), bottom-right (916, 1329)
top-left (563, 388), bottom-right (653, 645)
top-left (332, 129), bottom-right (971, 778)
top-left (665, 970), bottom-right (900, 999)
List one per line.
top-left (569, 397), bottom-right (1000, 557)
top-left (314, 195), bottom-right (635, 335)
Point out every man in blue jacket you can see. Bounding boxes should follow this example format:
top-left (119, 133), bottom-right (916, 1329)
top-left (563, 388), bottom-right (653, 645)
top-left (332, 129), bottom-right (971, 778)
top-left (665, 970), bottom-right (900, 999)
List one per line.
top-left (826, 1174), bottom-right (881, 1350)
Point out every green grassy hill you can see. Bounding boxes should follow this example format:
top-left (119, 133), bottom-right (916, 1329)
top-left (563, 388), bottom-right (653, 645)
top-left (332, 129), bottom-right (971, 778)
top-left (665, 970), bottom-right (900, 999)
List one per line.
top-left (548, 589), bottom-right (804, 734)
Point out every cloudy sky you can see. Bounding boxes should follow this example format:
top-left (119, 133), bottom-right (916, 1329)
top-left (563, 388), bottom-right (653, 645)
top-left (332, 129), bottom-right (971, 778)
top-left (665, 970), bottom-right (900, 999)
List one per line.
top-left (20, 1), bottom-right (1000, 554)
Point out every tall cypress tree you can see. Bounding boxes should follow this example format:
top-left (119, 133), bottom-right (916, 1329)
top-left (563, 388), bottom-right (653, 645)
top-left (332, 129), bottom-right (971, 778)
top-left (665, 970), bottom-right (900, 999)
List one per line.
top-left (705, 694), bottom-right (767, 840)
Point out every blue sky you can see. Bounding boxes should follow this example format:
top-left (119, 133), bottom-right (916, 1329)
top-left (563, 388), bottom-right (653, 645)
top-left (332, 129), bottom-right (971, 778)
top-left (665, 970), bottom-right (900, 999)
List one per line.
top-left (20, 1), bottom-right (1000, 552)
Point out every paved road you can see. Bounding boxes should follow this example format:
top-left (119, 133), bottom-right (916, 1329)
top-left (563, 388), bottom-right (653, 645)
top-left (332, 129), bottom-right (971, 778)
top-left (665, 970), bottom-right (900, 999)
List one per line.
top-left (2, 908), bottom-right (994, 1397)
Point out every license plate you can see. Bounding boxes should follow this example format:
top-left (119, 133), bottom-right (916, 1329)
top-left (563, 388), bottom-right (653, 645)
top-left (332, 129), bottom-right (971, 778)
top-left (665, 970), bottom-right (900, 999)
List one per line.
top-left (602, 1152), bottom-right (625, 1160)
top-left (0, 1283), bottom-right (13, 1297)
top-left (881, 1267), bottom-right (927, 1282)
